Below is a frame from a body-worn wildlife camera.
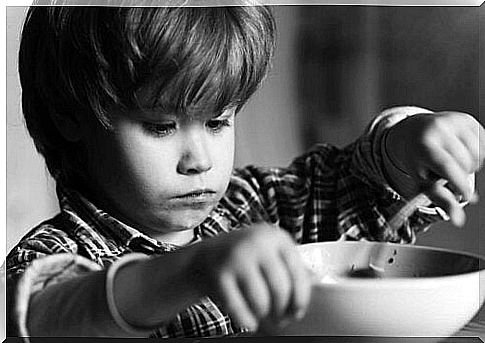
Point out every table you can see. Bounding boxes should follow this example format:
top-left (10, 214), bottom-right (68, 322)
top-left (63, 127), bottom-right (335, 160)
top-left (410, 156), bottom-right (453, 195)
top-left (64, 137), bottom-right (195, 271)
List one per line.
top-left (3, 307), bottom-right (484, 343)
top-left (453, 312), bottom-right (485, 341)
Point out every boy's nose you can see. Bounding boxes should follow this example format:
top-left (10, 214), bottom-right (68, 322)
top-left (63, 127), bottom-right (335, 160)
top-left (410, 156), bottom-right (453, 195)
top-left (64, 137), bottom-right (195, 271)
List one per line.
top-left (176, 136), bottom-right (213, 175)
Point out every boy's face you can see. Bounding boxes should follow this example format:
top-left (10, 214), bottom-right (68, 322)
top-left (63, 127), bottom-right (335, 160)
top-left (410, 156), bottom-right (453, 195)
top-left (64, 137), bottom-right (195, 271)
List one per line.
top-left (83, 107), bottom-right (235, 241)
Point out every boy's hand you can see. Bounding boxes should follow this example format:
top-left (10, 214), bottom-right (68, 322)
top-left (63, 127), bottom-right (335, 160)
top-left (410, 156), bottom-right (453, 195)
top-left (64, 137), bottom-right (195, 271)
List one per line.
top-left (385, 111), bottom-right (485, 227)
top-left (190, 224), bottom-right (312, 331)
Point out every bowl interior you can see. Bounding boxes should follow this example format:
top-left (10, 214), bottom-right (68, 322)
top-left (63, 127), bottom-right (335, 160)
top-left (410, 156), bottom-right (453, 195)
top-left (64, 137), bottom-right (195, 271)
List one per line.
top-left (298, 241), bottom-right (484, 280)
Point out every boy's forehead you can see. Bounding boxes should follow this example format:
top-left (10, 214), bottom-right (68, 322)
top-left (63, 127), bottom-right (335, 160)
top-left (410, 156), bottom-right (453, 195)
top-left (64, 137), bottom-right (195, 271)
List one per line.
top-left (129, 105), bottom-right (230, 121)
top-left (134, 85), bottom-right (230, 120)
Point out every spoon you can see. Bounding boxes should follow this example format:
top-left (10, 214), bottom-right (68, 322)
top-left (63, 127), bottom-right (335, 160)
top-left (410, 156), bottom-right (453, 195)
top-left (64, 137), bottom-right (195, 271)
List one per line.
top-left (349, 179), bottom-right (449, 278)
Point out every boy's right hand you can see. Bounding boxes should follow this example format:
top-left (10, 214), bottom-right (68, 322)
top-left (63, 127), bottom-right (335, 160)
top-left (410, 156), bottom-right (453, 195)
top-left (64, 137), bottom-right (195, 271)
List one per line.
top-left (190, 224), bottom-right (313, 331)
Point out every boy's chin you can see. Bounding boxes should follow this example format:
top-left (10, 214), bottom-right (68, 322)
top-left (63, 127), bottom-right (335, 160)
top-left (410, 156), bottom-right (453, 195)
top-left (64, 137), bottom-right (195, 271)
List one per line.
top-left (140, 211), bottom-right (212, 245)
top-left (160, 208), bottom-right (215, 232)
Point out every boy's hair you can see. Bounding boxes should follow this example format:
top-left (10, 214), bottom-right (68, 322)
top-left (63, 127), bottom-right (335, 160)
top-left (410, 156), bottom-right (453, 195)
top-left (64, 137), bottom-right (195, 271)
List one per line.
top-left (19, 5), bottom-right (276, 184)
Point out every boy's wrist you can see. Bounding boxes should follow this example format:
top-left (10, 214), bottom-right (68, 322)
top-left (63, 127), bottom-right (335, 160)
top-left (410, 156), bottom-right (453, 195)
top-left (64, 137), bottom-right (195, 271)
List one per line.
top-left (106, 253), bottom-right (154, 335)
top-left (374, 107), bottom-right (434, 199)
top-left (111, 247), bottom-right (206, 330)
top-left (381, 126), bottom-right (417, 199)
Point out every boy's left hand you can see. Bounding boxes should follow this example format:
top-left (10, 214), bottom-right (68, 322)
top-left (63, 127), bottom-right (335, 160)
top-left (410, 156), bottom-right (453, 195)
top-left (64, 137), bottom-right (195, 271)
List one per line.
top-left (384, 111), bottom-right (485, 227)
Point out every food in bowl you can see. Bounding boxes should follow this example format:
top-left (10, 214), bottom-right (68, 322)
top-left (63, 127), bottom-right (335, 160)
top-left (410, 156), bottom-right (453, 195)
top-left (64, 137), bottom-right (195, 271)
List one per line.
top-left (260, 241), bottom-right (485, 338)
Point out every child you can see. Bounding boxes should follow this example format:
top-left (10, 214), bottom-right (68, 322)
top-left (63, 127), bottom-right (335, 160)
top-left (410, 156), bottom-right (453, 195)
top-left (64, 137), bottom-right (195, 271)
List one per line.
top-left (6, 4), bottom-right (484, 339)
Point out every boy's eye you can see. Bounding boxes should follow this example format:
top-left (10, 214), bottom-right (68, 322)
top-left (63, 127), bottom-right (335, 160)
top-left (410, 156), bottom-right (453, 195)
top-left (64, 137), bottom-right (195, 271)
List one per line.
top-left (142, 122), bottom-right (176, 137)
top-left (206, 119), bottom-right (231, 133)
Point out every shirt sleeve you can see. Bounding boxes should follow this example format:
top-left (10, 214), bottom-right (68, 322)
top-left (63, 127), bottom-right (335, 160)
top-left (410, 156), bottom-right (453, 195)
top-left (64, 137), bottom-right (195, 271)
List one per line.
top-left (5, 223), bottom-right (151, 338)
top-left (224, 106), bottom-right (443, 244)
top-left (6, 223), bottom-right (81, 337)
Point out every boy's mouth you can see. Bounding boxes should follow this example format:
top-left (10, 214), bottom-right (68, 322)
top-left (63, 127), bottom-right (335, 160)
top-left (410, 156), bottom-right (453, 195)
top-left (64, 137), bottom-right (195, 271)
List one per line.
top-left (173, 189), bottom-right (217, 201)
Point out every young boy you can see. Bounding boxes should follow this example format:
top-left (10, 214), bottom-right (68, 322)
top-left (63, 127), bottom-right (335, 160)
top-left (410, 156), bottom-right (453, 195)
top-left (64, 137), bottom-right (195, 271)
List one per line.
top-left (6, 4), bottom-right (484, 339)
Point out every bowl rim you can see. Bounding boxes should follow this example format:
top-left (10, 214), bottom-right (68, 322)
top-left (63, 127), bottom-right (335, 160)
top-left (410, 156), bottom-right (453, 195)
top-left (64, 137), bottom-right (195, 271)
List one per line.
top-left (298, 241), bottom-right (485, 289)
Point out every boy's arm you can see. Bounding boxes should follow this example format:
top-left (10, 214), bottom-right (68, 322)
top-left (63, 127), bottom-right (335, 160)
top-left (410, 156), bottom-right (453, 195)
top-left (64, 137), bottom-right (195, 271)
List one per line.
top-left (15, 226), bottom-right (311, 337)
top-left (351, 106), bottom-right (434, 198)
top-left (5, 236), bottom-right (134, 337)
top-left (9, 254), bottom-right (118, 337)
top-left (348, 106), bottom-right (452, 240)
top-left (9, 247), bottom-right (206, 337)
top-left (227, 106), bottom-right (445, 244)
top-left (21, 250), bottom-right (203, 337)
top-left (6, 225), bottom-right (205, 337)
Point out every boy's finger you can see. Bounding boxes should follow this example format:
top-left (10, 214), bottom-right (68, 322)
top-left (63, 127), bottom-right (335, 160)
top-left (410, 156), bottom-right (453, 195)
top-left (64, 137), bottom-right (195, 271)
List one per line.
top-left (458, 128), bottom-right (482, 172)
top-left (443, 137), bottom-right (477, 175)
top-left (474, 125), bottom-right (485, 169)
top-left (425, 182), bottom-right (466, 227)
top-left (236, 268), bottom-right (271, 320)
top-left (471, 121), bottom-right (485, 169)
top-left (280, 248), bottom-right (312, 321)
top-left (261, 254), bottom-right (292, 319)
top-left (426, 150), bottom-right (474, 201)
top-left (218, 273), bottom-right (258, 331)
top-left (478, 125), bottom-right (485, 160)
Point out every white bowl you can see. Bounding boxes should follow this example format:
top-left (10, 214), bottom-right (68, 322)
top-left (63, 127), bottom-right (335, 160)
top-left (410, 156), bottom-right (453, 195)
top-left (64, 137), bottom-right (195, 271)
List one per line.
top-left (261, 241), bottom-right (485, 338)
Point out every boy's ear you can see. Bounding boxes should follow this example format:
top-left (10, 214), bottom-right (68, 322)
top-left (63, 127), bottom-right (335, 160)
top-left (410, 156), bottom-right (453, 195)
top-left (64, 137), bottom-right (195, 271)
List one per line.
top-left (50, 111), bottom-right (84, 142)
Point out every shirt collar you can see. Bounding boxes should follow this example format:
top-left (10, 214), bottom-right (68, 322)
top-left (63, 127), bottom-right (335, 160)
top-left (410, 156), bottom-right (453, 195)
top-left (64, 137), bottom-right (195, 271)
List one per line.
top-left (56, 184), bottom-right (201, 253)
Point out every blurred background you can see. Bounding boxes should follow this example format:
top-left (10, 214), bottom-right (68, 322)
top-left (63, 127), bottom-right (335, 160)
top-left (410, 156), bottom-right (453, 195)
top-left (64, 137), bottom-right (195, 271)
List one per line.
top-left (6, 5), bottom-right (483, 255)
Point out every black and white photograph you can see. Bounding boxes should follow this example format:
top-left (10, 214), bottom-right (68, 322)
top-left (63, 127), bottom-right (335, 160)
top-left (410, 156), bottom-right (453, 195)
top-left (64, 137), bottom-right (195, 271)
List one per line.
top-left (3, 0), bottom-right (485, 341)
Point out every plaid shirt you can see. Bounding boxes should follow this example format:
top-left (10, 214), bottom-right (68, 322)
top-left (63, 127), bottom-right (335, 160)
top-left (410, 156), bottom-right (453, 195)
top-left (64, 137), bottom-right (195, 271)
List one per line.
top-left (6, 107), bottom-right (441, 338)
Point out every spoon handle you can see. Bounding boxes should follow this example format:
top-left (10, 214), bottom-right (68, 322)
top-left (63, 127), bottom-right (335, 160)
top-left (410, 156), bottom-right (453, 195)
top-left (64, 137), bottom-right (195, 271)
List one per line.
top-left (368, 180), bottom-right (445, 274)
top-left (387, 179), bottom-right (448, 232)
